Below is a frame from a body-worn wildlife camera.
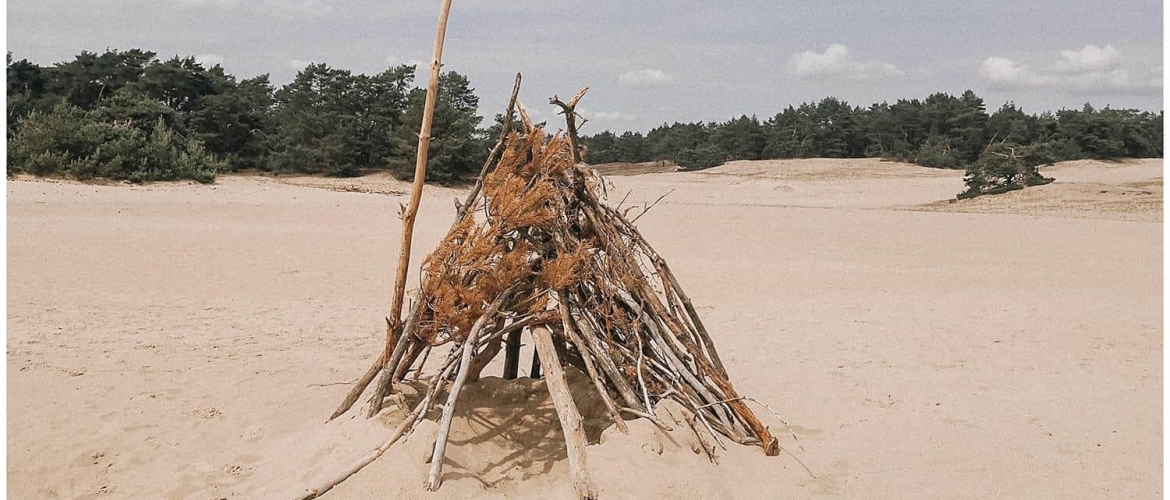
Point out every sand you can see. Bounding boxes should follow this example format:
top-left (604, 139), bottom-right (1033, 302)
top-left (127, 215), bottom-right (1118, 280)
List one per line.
top-left (7, 158), bottom-right (1162, 499)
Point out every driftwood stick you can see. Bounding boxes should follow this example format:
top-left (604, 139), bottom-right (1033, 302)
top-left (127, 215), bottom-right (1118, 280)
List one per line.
top-left (426, 297), bottom-right (506, 491)
top-left (633, 330), bottom-right (654, 412)
top-left (456, 72), bottom-right (522, 222)
top-left (411, 346), bottom-right (432, 382)
top-left (366, 331), bottom-right (416, 417)
top-left (394, 338), bottom-right (428, 381)
top-left (683, 412), bottom-right (718, 463)
top-left (531, 325), bottom-right (598, 500)
top-left (549, 87), bottom-right (589, 163)
top-left (409, 349), bottom-right (465, 434)
top-left (297, 395), bottom-right (429, 500)
top-left (300, 347), bottom-right (461, 500)
top-left (329, 355), bottom-right (382, 421)
top-left (467, 336), bottom-right (502, 382)
top-left (568, 305), bottom-right (646, 412)
top-left (387, 0), bottom-right (453, 336)
top-left (619, 407), bottom-right (674, 432)
top-left (559, 298), bottom-right (628, 433)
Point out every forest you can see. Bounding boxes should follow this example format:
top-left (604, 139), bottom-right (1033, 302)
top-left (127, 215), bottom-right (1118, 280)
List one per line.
top-left (6, 49), bottom-right (1164, 186)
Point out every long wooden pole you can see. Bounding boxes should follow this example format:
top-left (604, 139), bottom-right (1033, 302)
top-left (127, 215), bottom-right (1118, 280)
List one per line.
top-left (388, 0), bottom-right (454, 338)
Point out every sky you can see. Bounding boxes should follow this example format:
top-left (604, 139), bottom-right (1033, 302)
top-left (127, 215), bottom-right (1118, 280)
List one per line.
top-left (7, 0), bottom-right (1165, 133)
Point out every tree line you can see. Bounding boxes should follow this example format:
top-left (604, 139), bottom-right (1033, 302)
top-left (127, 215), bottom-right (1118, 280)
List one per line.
top-left (7, 49), bottom-right (488, 183)
top-left (581, 92), bottom-right (1163, 171)
top-left (6, 48), bottom-right (1163, 188)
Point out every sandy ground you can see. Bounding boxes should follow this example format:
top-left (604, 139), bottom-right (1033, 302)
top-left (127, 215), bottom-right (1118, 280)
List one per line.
top-left (7, 158), bottom-right (1162, 499)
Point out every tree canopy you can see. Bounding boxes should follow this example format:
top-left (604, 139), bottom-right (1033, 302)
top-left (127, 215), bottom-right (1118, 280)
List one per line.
top-left (581, 94), bottom-right (1161, 172)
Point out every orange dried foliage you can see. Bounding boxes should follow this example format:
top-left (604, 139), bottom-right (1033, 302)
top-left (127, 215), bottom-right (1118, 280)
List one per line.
top-left (413, 125), bottom-right (581, 347)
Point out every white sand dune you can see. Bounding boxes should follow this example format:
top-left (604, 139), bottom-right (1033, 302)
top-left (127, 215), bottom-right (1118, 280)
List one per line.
top-left (7, 158), bottom-right (1162, 499)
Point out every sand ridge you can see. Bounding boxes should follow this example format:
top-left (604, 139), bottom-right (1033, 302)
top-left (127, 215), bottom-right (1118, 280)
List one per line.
top-left (7, 157), bottom-right (1162, 499)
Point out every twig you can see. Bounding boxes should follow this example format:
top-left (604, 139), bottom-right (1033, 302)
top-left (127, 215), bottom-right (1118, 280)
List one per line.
top-left (308, 379), bottom-right (358, 388)
top-left (619, 407), bottom-right (674, 432)
top-left (694, 396), bottom-right (804, 452)
top-left (615, 190), bottom-right (632, 211)
top-left (629, 189), bottom-right (674, 224)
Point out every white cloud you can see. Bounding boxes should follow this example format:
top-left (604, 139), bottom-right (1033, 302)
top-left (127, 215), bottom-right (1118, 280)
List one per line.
top-left (618, 69), bottom-right (673, 88)
top-left (166, 0), bottom-right (330, 16)
top-left (789, 44), bottom-right (904, 80)
top-left (978, 44), bottom-right (1160, 94)
top-left (194, 53), bottom-right (224, 67)
top-left (1063, 68), bottom-right (1162, 93)
top-left (979, 56), bottom-right (1029, 83)
top-left (578, 107), bottom-right (636, 122)
top-left (1051, 44), bottom-right (1121, 73)
top-left (385, 55), bottom-right (427, 69)
top-left (288, 59), bottom-right (312, 71)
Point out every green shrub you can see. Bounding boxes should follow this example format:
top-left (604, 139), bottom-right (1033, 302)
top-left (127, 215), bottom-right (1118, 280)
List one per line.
top-left (958, 142), bottom-right (1055, 199)
top-left (674, 145), bottom-right (725, 171)
top-left (914, 136), bottom-right (962, 169)
top-left (8, 95), bottom-right (221, 183)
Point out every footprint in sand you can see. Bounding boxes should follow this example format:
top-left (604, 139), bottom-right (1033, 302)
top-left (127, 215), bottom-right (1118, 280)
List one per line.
top-left (92, 484), bottom-right (117, 495)
top-left (191, 407), bottom-right (223, 419)
top-left (225, 464), bottom-right (254, 476)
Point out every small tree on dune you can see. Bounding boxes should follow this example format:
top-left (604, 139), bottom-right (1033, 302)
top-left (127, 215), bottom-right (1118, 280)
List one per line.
top-left (958, 141), bottom-right (1054, 199)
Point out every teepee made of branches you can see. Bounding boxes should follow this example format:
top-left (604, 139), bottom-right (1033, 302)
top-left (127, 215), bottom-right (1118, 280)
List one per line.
top-left (308, 92), bottom-right (780, 499)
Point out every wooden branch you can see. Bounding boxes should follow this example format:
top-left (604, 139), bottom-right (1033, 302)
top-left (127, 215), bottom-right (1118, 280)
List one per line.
top-left (517, 100), bottom-right (534, 131)
top-left (566, 303), bottom-right (646, 412)
top-left (393, 338), bottom-right (428, 380)
top-left (467, 337), bottom-right (503, 382)
top-left (411, 346), bottom-right (432, 381)
top-left (559, 297), bottom-right (628, 433)
top-left (387, 0), bottom-right (454, 338)
top-left (456, 72), bottom-right (522, 222)
top-left (531, 325), bottom-right (598, 500)
top-left (365, 322), bottom-right (417, 417)
top-left (329, 317), bottom-right (400, 421)
top-left (549, 87), bottom-right (589, 163)
top-left (298, 345), bottom-right (466, 500)
top-left (426, 296), bottom-right (505, 491)
top-left (355, 0), bottom-right (456, 420)
top-left (329, 351), bottom-right (383, 421)
top-left (297, 396), bottom-right (427, 499)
